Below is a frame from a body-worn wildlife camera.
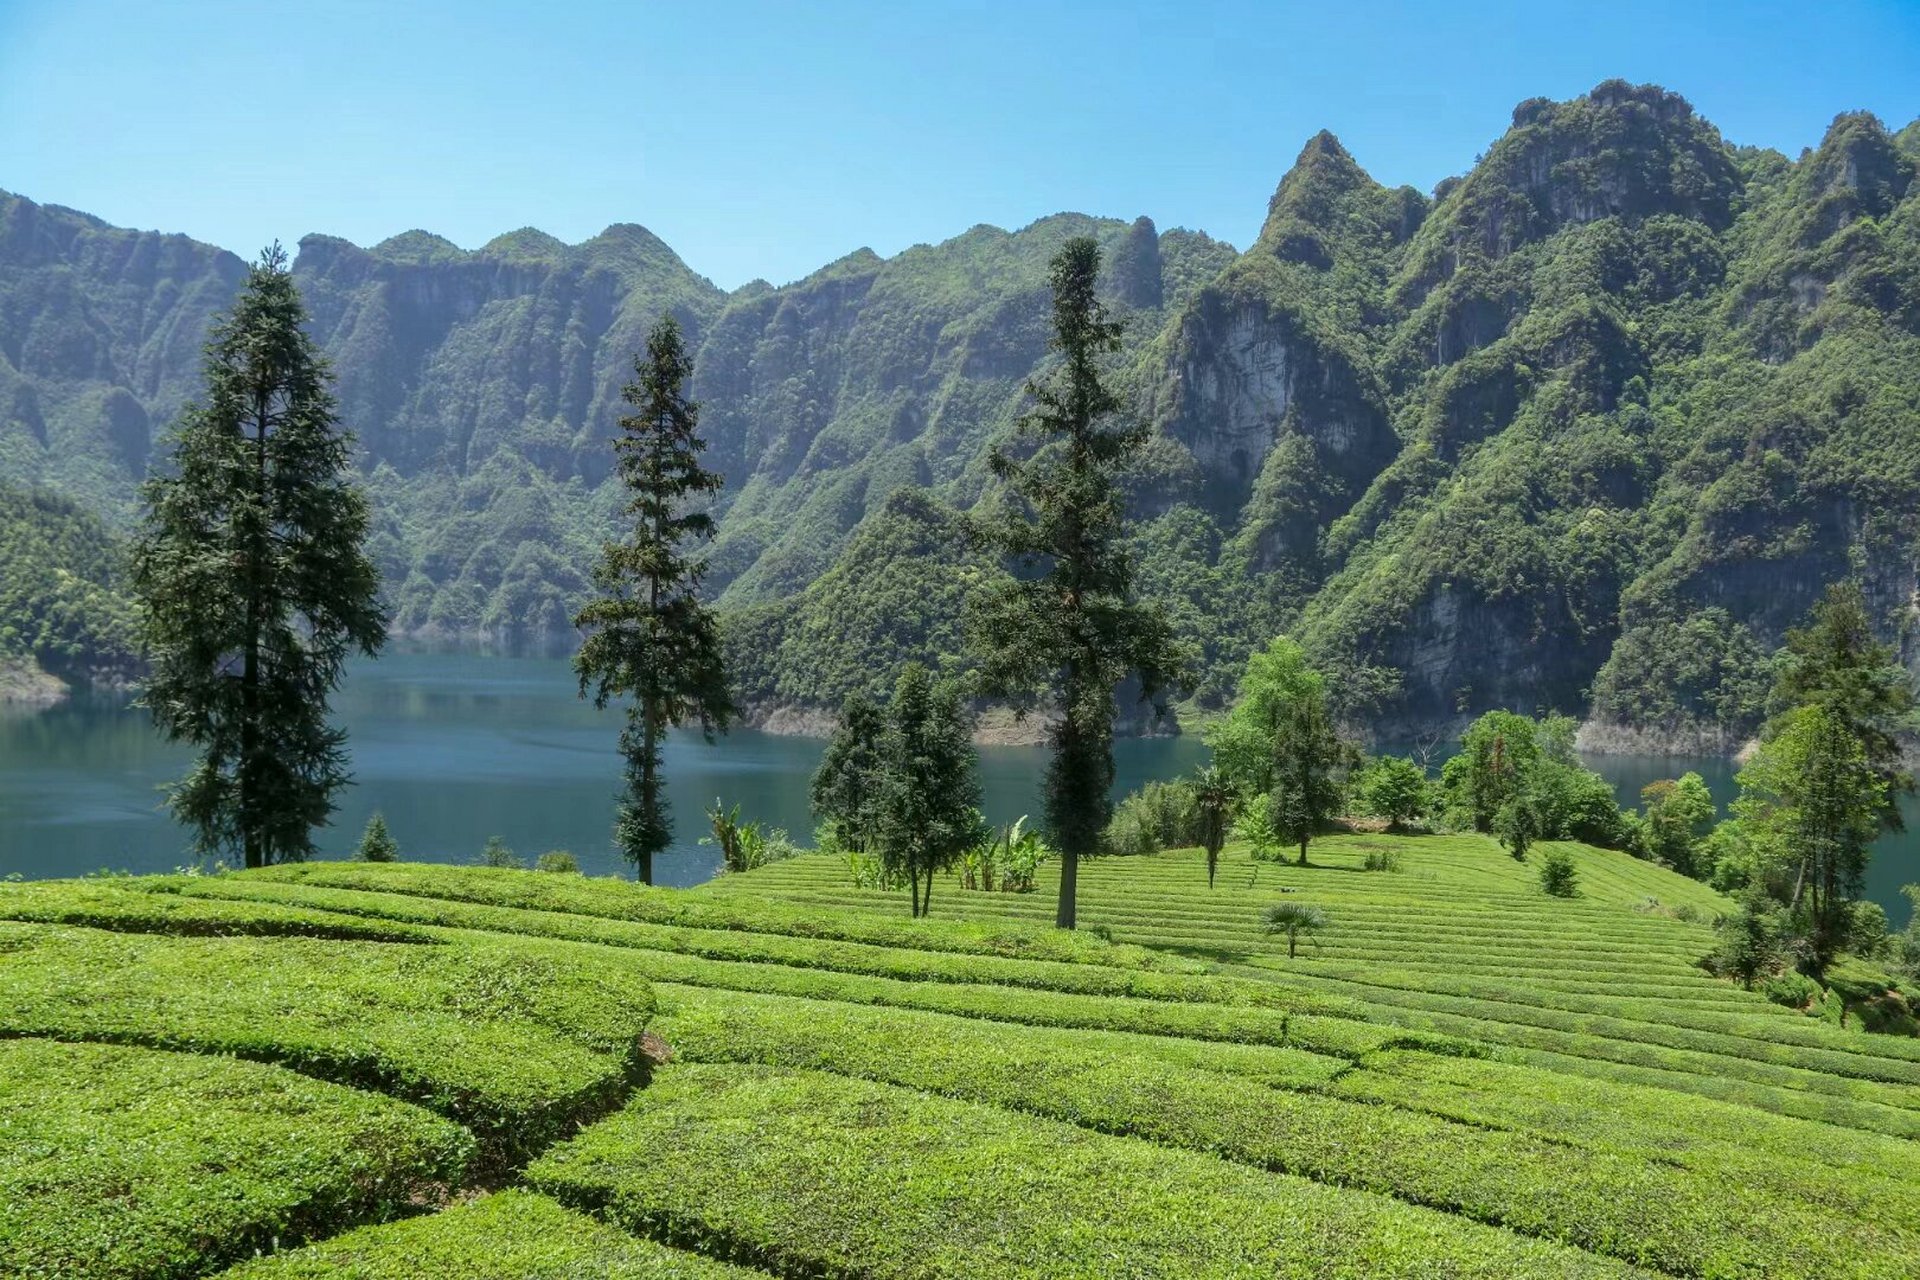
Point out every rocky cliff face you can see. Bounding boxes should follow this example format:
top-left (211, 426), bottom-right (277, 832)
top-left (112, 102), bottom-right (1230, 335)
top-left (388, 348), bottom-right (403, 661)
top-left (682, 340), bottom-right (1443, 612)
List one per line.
top-left (4, 81), bottom-right (1919, 744)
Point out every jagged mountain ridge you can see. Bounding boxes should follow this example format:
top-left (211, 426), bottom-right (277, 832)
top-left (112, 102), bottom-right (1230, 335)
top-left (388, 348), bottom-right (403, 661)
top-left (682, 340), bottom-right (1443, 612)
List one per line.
top-left (2, 79), bottom-right (1916, 744)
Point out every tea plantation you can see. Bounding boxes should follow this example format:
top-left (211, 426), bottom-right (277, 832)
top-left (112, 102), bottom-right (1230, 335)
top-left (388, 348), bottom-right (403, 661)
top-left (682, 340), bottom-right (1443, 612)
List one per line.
top-left (4, 833), bottom-right (1917, 1277)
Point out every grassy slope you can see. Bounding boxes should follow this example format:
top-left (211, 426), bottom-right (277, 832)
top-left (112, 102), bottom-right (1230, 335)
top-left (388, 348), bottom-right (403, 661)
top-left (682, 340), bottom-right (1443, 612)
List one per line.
top-left (0, 835), bottom-right (1915, 1278)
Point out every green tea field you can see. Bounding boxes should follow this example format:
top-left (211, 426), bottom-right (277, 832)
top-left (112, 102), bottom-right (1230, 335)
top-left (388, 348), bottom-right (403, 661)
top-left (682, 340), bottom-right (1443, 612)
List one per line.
top-left (3, 833), bottom-right (1916, 1278)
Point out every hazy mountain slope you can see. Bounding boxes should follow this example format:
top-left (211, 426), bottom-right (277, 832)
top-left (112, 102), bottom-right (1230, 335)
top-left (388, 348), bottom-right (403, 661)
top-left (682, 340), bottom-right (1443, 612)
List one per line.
top-left (3, 81), bottom-right (1917, 743)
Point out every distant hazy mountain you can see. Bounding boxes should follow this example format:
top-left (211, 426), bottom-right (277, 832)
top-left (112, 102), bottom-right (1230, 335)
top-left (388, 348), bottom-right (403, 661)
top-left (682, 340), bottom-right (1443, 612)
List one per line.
top-left (3, 81), bottom-right (1917, 744)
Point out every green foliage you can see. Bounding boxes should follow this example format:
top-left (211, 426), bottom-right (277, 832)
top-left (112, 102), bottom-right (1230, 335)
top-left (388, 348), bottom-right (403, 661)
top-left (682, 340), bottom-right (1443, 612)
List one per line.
top-left (1205, 636), bottom-right (1324, 798)
top-left (354, 812), bottom-right (399, 863)
top-left (574, 313), bottom-right (733, 884)
top-left (531, 1066), bottom-right (1635, 1279)
top-left (1538, 847), bottom-right (1581, 897)
top-left (1192, 765), bottom-right (1234, 888)
top-left (217, 1190), bottom-right (762, 1279)
top-left (1640, 773), bottom-right (1714, 874)
top-left (874, 665), bottom-right (987, 916)
top-left (535, 850), bottom-right (580, 874)
top-left (0, 484), bottom-right (138, 686)
top-left (1261, 900), bottom-right (1328, 958)
top-left (969, 236), bottom-right (1186, 928)
top-left (701, 802), bottom-right (798, 876)
top-left (960, 815), bottom-right (1052, 893)
top-left (1361, 846), bottom-right (1405, 873)
top-left (130, 245), bottom-right (384, 867)
top-left (0, 1038), bottom-right (472, 1280)
top-left (812, 666), bottom-right (985, 915)
top-left (1105, 778), bottom-right (1200, 857)
top-left (0, 920), bottom-right (655, 1167)
top-left (1354, 755), bottom-right (1429, 828)
top-left (478, 835), bottom-right (522, 869)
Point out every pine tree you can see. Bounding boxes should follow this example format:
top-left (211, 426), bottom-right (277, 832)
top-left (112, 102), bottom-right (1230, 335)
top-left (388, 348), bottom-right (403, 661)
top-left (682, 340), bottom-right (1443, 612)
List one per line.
top-left (355, 812), bottom-right (399, 862)
top-left (970, 237), bottom-right (1185, 929)
top-left (131, 245), bottom-right (383, 868)
top-left (1771, 581), bottom-right (1916, 833)
top-left (575, 314), bottom-right (732, 885)
top-left (873, 664), bottom-right (986, 918)
top-left (812, 691), bottom-right (887, 855)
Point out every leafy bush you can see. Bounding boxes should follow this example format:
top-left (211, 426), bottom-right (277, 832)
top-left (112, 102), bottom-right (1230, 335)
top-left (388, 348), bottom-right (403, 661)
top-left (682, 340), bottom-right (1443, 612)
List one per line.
top-left (656, 988), bottom-right (1877, 1278)
top-left (1353, 756), bottom-right (1429, 828)
top-left (478, 836), bottom-right (522, 869)
top-left (1761, 971), bottom-right (1823, 1011)
top-left (354, 813), bottom-right (399, 863)
top-left (1361, 846), bottom-right (1404, 873)
top-left (218, 1189), bottom-right (757, 1279)
top-left (0, 922), bottom-right (654, 1168)
top-left (962, 816), bottom-right (1051, 892)
top-left (529, 1066), bottom-right (1645, 1279)
top-left (0, 1038), bottom-right (472, 1280)
top-left (1538, 847), bottom-right (1580, 897)
top-left (703, 801), bottom-right (799, 874)
top-left (535, 850), bottom-right (580, 874)
top-left (1106, 779), bottom-right (1202, 854)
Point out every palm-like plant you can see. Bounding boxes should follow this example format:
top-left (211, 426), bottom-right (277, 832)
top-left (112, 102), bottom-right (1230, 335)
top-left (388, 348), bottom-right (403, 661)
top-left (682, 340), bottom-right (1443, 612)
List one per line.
top-left (1262, 901), bottom-right (1328, 959)
top-left (1193, 767), bottom-right (1233, 889)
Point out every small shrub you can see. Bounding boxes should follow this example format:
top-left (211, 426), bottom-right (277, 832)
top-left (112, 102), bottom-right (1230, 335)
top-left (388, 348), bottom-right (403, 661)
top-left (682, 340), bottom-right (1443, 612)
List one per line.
top-left (703, 802), bottom-right (799, 875)
top-left (1760, 971), bottom-right (1822, 1011)
top-left (354, 813), bottom-right (399, 863)
top-left (478, 837), bottom-right (522, 869)
top-left (535, 851), bottom-right (580, 874)
top-left (964, 816), bottom-right (1050, 893)
top-left (1537, 848), bottom-right (1579, 897)
top-left (1234, 799), bottom-right (1286, 863)
top-left (1360, 847), bottom-right (1403, 873)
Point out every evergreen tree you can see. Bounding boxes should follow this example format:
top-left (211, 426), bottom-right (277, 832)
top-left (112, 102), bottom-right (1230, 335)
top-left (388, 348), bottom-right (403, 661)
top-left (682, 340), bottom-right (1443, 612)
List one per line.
top-left (130, 245), bottom-right (383, 868)
top-left (575, 314), bottom-right (732, 885)
top-left (874, 664), bottom-right (987, 918)
top-left (1269, 689), bottom-right (1344, 866)
top-left (1771, 705), bottom-right (1884, 972)
top-left (812, 691), bottom-right (888, 855)
top-left (1771, 581), bottom-right (1916, 834)
top-left (354, 812), bottom-right (398, 862)
top-left (970, 237), bottom-right (1185, 929)
top-left (1450, 710), bottom-right (1543, 831)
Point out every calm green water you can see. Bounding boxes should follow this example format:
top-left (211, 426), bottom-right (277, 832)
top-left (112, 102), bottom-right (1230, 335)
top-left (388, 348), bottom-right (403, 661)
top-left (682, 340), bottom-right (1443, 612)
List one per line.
top-left (2, 650), bottom-right (1913, 925)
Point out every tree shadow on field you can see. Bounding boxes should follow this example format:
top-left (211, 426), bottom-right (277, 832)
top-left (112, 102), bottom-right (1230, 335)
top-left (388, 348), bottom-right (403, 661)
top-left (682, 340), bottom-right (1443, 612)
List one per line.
top-left (1159, 941), bottom-right (1259, 966)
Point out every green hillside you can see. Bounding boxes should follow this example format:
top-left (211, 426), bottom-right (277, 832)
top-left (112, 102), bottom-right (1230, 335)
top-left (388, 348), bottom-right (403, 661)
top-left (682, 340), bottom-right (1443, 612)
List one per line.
top-left (3, 80), bottom-right (1917, 739)
top-left (4, 837), bottom-right (1918, 1277)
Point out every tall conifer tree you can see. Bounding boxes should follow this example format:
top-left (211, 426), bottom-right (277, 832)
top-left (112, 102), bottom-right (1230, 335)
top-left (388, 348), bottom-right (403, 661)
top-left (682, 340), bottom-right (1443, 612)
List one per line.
top-left (131, 245), bottom-right (383, 868)
top-left (970, 237), bottom-right (1184, 929)
top-left (575, 314), bottom-right (732, 885)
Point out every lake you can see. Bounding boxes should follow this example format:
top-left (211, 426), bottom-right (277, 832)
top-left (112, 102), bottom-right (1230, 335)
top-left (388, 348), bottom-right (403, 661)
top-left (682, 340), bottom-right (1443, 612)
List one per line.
top-left (2, 650), bottom-right (1914, 926)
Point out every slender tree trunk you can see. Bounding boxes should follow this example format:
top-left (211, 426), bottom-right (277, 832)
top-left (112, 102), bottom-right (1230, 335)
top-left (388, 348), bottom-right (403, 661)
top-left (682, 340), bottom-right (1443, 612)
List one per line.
top-left (921, 867), bottom-right (933, 918)
top-left (1207, 850), bottom-right (1217, 890)
top-left (909, 865), bottom-right (921, 918)
top-left (241, 393), bottom-right (268, 869)
top-left (1057, 850), bottom-right (1078, 930)
top-left (638, 707), bottom-right (657, 887)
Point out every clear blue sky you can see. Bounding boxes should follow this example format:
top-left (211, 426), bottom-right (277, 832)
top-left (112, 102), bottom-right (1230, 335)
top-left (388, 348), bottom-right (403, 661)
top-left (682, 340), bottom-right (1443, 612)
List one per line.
top-left (2, 0), bottom-right (1916, 289)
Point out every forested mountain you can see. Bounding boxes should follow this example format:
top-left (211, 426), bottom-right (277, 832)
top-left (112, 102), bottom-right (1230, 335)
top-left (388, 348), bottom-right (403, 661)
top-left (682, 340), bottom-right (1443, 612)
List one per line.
top-left (3, 81), bottom-right (1917, 743)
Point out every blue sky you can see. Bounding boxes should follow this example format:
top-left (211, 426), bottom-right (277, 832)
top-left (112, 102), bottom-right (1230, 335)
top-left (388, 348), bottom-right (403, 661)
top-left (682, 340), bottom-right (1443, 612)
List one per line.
top-left (2, 0), bottom-right (1916, 289)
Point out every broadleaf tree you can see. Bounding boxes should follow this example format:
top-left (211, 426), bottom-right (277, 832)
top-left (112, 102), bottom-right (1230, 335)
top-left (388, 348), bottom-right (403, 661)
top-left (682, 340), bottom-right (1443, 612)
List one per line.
top-left (575, 314), bottom-right (732, 884)
top-left (970, 236), bottom-right (1186, 929)
top-left (131, 245), bottom-right (384, 868)
top-left (1269, 687), bottom-right (1346, 866)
